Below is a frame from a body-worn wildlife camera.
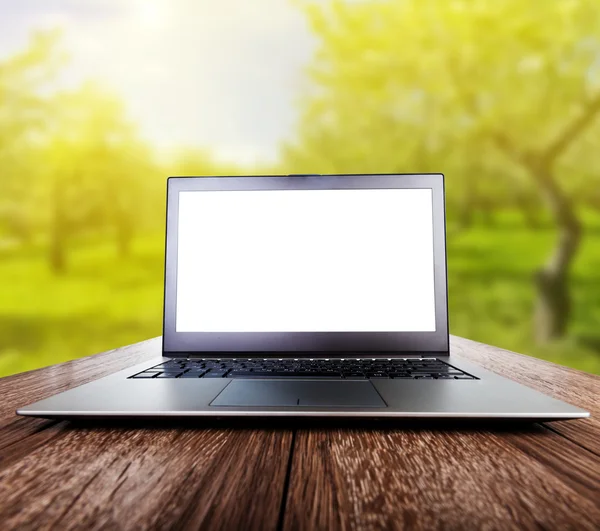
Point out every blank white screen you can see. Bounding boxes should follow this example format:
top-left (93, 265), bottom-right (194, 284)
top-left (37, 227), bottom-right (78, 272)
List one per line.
top-left (176, 189), bottom-right (436, 332)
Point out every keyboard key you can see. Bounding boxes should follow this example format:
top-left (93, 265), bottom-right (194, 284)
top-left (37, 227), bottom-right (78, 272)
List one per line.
top-left (204, 371), bottom-right (229, 378)
top-left (229, 371), bottom-right (341, 378)
top-left (180, 371), bottom-right (206, 378)
top-left (129, 358), bottom-right (476, 380)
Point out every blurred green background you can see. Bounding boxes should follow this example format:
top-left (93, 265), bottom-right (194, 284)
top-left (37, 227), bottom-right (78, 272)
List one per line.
top-left (1, 0), bottom-right (600, 377)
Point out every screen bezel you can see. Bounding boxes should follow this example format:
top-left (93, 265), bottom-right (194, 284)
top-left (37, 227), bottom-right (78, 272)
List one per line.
top-left (163, 174), bottom-right (449, 355)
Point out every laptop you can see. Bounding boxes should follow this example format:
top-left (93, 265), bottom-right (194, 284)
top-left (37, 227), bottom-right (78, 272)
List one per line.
top-left (17, 174), bottom-right (589, 420)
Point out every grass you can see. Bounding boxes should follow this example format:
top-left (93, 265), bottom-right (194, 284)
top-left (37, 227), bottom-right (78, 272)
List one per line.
top-left (0, 222), bottom-right (599, 377)
top-left (0, 236), bottom-right (164, 377)
top-left (447, 223), bottom-right (600, 374)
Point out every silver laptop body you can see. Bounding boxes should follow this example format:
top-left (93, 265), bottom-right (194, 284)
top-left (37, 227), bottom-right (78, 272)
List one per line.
top-left (17, 174), bottom-right (589, 420)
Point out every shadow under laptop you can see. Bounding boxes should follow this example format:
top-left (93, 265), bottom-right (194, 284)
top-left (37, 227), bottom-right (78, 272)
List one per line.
top-left (62, 416), bottom-right (550, 434)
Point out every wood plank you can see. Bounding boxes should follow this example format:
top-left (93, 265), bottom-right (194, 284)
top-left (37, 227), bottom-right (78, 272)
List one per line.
top-left (2, 335), bottom-right (598, 529)
top-left (0, 338), bottom-right (293, 529)
top-left (283, 427), bottom-right (600, 531)
top-left (503, 428), bottom-right (600, 504)
top-left (0, 426), bottom-right (292, 530)
top-left (0, 338), bottom-right (160, 466)
top-left (0, 337), bottom-right (161, 421)
top-left (451, 335), bottom-right (600, 455)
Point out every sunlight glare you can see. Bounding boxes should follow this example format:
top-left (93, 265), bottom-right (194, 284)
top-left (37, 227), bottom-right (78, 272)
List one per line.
top-left (131, 0), bottom-right (171, 31)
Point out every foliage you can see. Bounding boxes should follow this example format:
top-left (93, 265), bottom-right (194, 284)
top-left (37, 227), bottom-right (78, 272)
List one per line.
top-left (0, 31), bottom-right (64, 245)
top-left (285, 0), bottom-right (600, 224)
top-left (2, 5), bottom-right (600, 376)
top-left (284, 0), bottom-right (600, 342)
top-left (287, 0), bottom-right (600, 170)
top-left (1, 223), bottom-right (600, 377)
top-left (0, 236), bottom-right (164, 377)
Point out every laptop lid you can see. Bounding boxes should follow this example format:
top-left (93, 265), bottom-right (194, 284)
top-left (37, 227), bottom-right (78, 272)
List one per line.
top-left (163, 174), bottom-right (449, 355)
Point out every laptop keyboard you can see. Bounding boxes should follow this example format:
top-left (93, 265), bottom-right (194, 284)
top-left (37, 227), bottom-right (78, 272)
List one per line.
top-left (129, 358), bottom-right (477, 380)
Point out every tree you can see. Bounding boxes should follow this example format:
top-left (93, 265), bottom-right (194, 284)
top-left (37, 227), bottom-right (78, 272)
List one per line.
top-left (287, 0), bottom-right (600, 342)
top-left (0, 31), bottom-right (64, 245)
top-left (0, 31), bottom-right (162, 271)
top-left (41, 83), bottom-right (159, 271)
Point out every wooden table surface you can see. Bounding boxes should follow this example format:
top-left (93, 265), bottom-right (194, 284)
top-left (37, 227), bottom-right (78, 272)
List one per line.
top-left (0, 336), bottom-right (598, 530)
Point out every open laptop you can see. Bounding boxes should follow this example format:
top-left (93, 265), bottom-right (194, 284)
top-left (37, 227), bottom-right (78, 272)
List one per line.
top-left (17, 174), bottom-right (589, 420)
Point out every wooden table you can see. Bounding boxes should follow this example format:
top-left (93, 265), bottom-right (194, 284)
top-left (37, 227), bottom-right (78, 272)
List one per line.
top-left (0, 337), bottom-right (598, 530)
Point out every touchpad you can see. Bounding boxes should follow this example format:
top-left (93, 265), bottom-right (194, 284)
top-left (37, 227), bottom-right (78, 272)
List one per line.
top-left (210, 380), bottom-right (387, 408)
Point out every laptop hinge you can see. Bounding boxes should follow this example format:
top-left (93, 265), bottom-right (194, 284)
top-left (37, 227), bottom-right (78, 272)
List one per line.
top-left (163, 352), bottom-right (450, 359)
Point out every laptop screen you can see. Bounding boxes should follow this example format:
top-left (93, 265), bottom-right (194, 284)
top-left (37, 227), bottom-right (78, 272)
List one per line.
top-left (175, 188), bottom-right (436, 333)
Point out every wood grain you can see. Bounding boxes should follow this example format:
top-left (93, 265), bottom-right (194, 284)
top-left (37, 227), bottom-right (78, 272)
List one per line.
top-left (451, 335), bottom-right (600, 455)
top-left (283, 337), bottom-right (600, 530)
top-left (284, 427), bottom-right (600, 531)
top-left (0, 337), bottom-right (292, 530)
top-left (1, 335), bottom-right (599, 530)
top-left (0, 337), bottom-right (161, 421)
top-left (0, 426), bottom-right (291, 530)
top-left (0, 338), bottom-right (161, 471)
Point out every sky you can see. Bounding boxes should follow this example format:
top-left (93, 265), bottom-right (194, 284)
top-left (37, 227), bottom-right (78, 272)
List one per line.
top-left (0, 0), bottom-right (318, 165)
